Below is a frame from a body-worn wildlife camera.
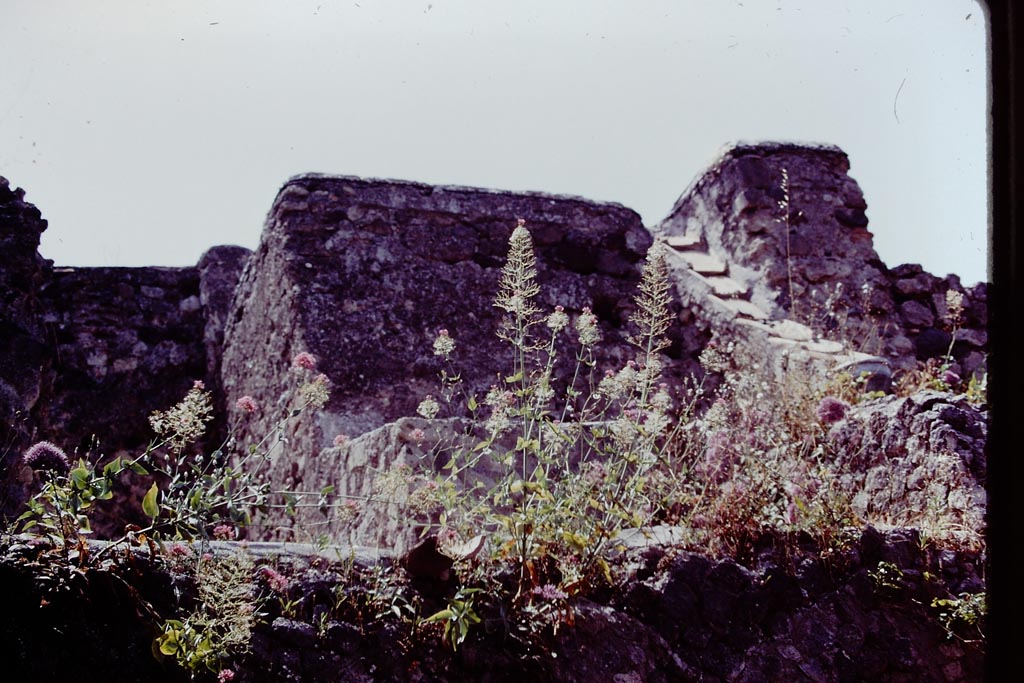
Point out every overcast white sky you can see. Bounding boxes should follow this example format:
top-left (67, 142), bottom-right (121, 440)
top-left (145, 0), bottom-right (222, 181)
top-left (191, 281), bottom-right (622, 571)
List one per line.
top-left (1, 0), bottom-right (989, 285)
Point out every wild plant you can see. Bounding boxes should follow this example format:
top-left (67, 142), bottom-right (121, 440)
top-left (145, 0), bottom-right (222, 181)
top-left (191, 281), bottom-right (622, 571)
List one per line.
top-left (931, 591), bottom-right (986, 645)
top-left (155, 547), bottom-right (257, 679)
top-left (893, 288), bottom-right (986, 404)
top-left (662, 340), bottom-right (858, 558)
top-left (401, 221), bottom-right (678, 609)
top-left (11, 354), bottom-right (340, 565)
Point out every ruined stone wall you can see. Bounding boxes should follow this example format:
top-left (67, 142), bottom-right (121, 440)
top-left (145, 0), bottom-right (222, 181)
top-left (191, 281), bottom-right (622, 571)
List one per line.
top-left (0, 177), bottom-right (249, 525)
top-left (219, 174), bottom-right (705, 539)
top-left (0, 141), bottom-right (989, 533)
top-left (886, 264), bottom-right (987, 381)
top-left (0, 527), bottom-right (986, 683)
top-left (0, 177), bottom-right (51, 450)
top-left (657, 142), bottom-right (988, 378)
top-left (35, 266), bottom-right (207, 454)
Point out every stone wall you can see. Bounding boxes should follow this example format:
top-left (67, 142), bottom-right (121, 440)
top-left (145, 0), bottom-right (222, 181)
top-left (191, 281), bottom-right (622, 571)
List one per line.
top-left (0, 177), bottom-right (52, 459)
top-left (218, 174), bottom-right (703, 540)
top-left (657, 142), bottom-right (988, 377)
top-left (35, 266), bottom-right (207, 453)
top-left (0, 178), bottom-right (250, 525)
top-left (0, 143), bottom-right (991, 680)
top-left (0, 141), bottom-right (990, 532)
top-left (0, 527), bottom-right (985, 682)
top-left (827, 390), bottom-right (987, 546)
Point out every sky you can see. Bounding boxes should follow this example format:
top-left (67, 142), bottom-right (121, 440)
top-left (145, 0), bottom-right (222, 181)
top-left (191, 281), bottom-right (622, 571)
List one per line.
top-left (0, 0), bottom-right (989, 285)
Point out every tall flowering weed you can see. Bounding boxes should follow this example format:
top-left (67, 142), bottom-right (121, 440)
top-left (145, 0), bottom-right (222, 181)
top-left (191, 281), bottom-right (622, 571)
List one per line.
top-left (393, 223), bottom-right (681, 605)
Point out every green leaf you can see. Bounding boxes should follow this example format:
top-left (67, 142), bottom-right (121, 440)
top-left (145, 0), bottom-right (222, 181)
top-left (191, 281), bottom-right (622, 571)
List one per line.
top-left (188, 487), bottom-right (203, 511)
top-left (69, 466), bottom-right (90, 490)
top-left (158, 635), bottom-right (180, 656)
top-left (103, 457), bottom-right (122, 477)
top-left (467, 395), bottom-right (478, 411)
top-left (424, 609), bottom-right (454, 624)
top-left (129, 461), bottom-right (149, 475)
top-left (142, 482), bottom-right (160, 519)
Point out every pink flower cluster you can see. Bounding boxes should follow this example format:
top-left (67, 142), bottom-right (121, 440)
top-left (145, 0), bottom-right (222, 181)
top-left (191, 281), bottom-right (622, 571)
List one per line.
top-left (168, 542), bottom-right (193, 559)
top-left (235, 395), bottom-right (258, 414)
top-left (260, 566), bottom-right (289, 594)
top-left (292, 352), bottom-right (317, 371)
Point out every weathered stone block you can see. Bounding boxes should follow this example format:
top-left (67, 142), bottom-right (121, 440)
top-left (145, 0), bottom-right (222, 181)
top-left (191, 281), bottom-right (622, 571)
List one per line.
top-left (900, 300), bottom-right (936, 328)
top-left (219, 175), bottom-right (684, 539)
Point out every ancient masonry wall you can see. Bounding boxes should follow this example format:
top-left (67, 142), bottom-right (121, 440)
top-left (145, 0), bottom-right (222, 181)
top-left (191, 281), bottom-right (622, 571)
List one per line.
top-left (0, 142), bottom-right (989, 535)
top-left (658, 142), bottom-right (987, 378)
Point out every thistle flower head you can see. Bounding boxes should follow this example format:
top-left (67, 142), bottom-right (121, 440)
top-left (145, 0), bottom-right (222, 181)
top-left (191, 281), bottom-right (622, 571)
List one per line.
top-left (22, 441), bottom-right (70, 474)
top-left (816, 396), bottom-right (850, 425)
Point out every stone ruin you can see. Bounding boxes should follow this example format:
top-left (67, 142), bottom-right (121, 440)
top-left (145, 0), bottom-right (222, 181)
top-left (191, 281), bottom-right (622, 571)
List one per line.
top-left (0, 141), bottom-right (991, 682)
top-left (1, 141), bottom-right (988, 537)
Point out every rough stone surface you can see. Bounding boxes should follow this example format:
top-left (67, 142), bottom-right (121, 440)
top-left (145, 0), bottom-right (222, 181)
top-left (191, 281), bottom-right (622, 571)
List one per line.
top-left (0, 527), bottom-right (985, 682)
top-left (197, 245), bottom-right (253, 436)
top-left (0, 178), bottom-right (249, 528)
top-left (254, 416), bottom-right (469, 554)
top-left (221, 174), bottom-right (658, 433)
top-left (827, 391), bottom-right (987, 548)
top-left (35, 266), bottom-right (209, 454)
top-left (656, 142), bottom-right (987, 375)
top-left (617, 531), bottom-right (984, 683)
top-left (0, 140), bottom-right (991, 681)
top-left (0, 177), bottom-right (53, 510)
top-left (219, 175), bottom-right (696, 540)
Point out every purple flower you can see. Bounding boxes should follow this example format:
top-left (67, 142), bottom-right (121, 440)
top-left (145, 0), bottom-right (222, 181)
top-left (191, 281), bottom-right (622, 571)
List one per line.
top-left (942, 369), bottom-right (961, 388)
top-left (816, 396), bottom-right (850, 425)
top-left (22, 441), bottom-right (70, 474)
